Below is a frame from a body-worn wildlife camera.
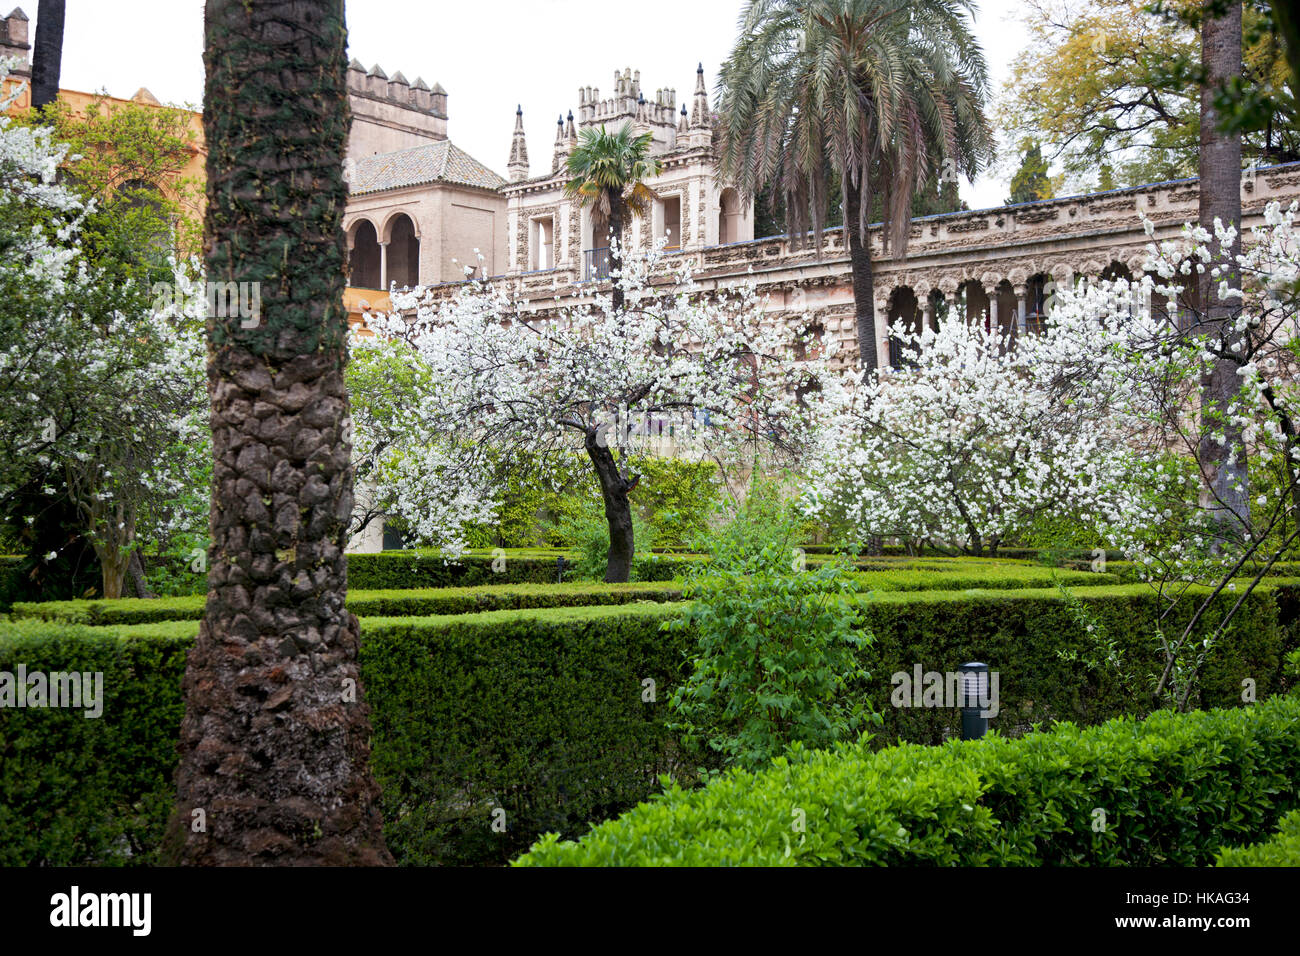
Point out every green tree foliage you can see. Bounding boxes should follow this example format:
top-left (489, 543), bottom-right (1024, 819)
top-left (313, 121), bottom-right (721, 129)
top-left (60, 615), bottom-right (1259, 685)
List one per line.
top-left (999, 0), bottom-right (1296, 190)
top-left (1005, 139), bottom-right (1058, 204)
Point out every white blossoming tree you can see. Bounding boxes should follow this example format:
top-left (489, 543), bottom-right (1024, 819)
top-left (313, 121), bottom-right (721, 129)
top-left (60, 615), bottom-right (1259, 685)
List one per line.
top-left (0, 62), bottom-right (208, 598)
top-left (806, 312), bottom-right (1134, 556)
top-left (819, 199), bottom-right (1300, 708)
top-left (363, 248), bottom-right (847, 581)
top-left (1044, 203), bottom-right (1300, 708)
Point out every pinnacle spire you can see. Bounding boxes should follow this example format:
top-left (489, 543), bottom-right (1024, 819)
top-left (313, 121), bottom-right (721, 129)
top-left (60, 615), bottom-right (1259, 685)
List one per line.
top-left (508, 105), bottom-right (530, 182)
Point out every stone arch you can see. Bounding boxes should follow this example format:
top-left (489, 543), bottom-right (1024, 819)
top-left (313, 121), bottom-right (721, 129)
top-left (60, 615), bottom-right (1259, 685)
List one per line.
top-left (993, 279), bottom-right (1019, 342)
top-left (1101, 260), bottom-right (1132, 282)
top-left (384, 212), bottom-right (421, 289)
top-left (887, 286), bottom-right (923, 368)
top-left (718, 188), bottom-right (741, 245)
top-left (348, 218), bottom-right (382, 290)
top-left (1025, 273), bottom-right (1052, 334)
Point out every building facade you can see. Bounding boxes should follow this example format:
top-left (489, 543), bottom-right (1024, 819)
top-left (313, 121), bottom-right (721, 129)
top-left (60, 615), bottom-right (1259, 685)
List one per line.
top-left (339, 62), bottom-right (754, 301)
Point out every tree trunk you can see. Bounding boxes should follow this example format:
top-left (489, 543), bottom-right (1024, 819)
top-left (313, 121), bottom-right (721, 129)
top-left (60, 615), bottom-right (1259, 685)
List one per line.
top-left (166, 0), bottom-right (392, 866)
top-left (844, 181), bottom-right (878, 376)
top-left (95, 544), bottom-right (127, 600)
top-left (608, 193), bottom-right (625, 314)
top-left (585, 429), bottom-right (635, 583)
top-left (1199, 1), bottom-right (1249, 540)
top-left (127, 549), bottom-right (155, 599)
top-left (31, 0), bottom-right (65, 111)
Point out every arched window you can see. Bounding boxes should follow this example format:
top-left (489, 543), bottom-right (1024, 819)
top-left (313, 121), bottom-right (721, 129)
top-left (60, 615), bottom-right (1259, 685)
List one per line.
top-left (718, 188), bottom-right (740, 245)
top-left (887, 287), bottom-right (922, 368)
top-left (1025, 274), bottom-right (1052, 334)
top-left (116, 179), bottom-right (172, 264)
top-left (386, 213), bottom-right (420, 289)
top-left (349, 220), bottom-right (381, 289)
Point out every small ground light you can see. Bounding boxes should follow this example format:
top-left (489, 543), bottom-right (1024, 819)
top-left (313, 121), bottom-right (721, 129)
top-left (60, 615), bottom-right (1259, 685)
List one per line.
top-left (959, 662), bottom-right (989, 740)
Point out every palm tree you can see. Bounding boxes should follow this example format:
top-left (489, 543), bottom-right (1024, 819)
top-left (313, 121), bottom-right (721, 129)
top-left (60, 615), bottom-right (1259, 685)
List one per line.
top-left (165, 0), bottom-right (392, 865)
top-left (716, 0), bottom-right (992, 374)
top-left (1198, 0), bottom-right (1248, 538)
top-left (563, 122), bottom-right (662, 313)
top-left (31, 0), bottom-right (65, 112)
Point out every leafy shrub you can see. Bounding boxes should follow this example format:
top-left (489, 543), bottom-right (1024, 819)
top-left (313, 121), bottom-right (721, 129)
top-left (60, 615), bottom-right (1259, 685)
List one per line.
top-left (516, 694), bottom-right (1300, 866)
top-left (667, 543), bottom-right (875, 772)
top-left (629, 457), bottom-right (720, 548)
top-left (1216, 808), bottom-right (1300, 866)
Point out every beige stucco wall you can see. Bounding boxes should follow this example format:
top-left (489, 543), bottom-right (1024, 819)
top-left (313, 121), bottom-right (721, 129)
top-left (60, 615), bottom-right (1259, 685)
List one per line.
top-left (344, 182), bottom-right (506, 289)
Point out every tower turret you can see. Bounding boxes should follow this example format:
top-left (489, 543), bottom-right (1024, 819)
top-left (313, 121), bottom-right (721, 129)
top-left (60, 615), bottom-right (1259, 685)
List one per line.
top-left (508, 105), bottom-right (530, 182)
top-left (690, 62), bottom-right (710, 128)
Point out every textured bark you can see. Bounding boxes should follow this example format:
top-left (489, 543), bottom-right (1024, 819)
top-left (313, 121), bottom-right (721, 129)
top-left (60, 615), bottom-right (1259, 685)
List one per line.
top-left (1199, 1), bottom-right (1249, 536)
top-left (31, 0), bottom-right (65, 111)
top-left (845, 182), bottom-right (878, 375)
top-left (608, 193), bottom-right (626, 314)
top-left (167, 0), bottom-right (392, 866)
top-left (585, 429), bottom-right (635, 584)
top-left (127, 549), bottom-right (154, 599)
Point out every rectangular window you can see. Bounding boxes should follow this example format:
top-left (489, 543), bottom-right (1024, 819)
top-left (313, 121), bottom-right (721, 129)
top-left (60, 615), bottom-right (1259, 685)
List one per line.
top-left (662, 196), bottom-right (681, 251)
top-left (531, 217), bottom-right (554, 271)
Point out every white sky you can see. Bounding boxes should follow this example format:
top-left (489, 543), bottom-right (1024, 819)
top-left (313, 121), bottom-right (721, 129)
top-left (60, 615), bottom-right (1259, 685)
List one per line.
top-left (39, 0), bottom-right (1029, 210)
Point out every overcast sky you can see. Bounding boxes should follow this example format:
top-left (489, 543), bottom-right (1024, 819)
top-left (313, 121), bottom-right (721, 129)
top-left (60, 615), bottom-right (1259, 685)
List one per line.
top-left (39, 0), bottom-right (1030, 209)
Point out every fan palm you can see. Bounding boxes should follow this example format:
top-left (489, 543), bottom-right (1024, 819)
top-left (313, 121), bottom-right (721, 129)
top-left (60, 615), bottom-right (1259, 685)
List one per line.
top-left (564, 122), bottom-right (662, 312)
top-left (716, 0), bottom-right (993, 373)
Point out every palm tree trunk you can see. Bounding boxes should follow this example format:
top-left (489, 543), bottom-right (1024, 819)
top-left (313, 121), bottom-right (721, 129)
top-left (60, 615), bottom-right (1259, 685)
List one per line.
top-left (31, 0), bottom-right (65, 111)
top-left (585, 429), bottom-right (635, 583)
top-left (608, 193), bottom-right (625, 314)
top-left (846, 181), bottom-right (883, 555)
top-left (166, 0), bottom-right (392, 866)
top-left (845, 181), bottom-right (878, 375)
top-left (1199, 0), bottom-right (1249, 539)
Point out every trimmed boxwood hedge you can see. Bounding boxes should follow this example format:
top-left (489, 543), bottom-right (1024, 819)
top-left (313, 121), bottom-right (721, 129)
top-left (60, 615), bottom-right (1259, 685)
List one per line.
top-left (11, 560), bottom-right (1118, 625)
top-left (3, 583), bottom-right (1296, 866)
top-left (10, 581), bottom-right (686, 626)
top-left (515, 694), bottom-right (1300, 866)
top-left (0, 620), bottom-right (190, 866)
top-left (1216, 808), bottom-right (1300, 866)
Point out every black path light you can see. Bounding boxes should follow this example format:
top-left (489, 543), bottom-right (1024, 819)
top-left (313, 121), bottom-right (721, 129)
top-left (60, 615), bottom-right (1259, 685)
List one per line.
top-left (958, 662), bottom-right (990, 740)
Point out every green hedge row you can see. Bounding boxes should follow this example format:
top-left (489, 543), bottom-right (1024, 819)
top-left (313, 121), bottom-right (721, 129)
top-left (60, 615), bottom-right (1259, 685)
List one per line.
top-left (855, 566), bottom-right (1116, 592)
top-left (126, 549), bottom-right (696, 598)
top-left (7, 581), bottom-right (1298, 866)
top-left (0, 620), bottom-right (190, 865)
top-left (0, 605), bottom-right (693, 866)
top-left (1216, 808), bottom-right (1300, 866)
top-left (516, 694), bottom-right (1300, 866)
top-left (11, 581), bottom-right (686, 626)
top-left (857, 582), bottom-right (1296, 741)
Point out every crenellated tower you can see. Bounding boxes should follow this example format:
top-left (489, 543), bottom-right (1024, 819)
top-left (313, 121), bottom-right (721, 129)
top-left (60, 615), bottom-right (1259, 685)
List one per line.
top-left (0, 7), bottom-right (30, 78)
top-left (345, 58), bottom-right (449, 158)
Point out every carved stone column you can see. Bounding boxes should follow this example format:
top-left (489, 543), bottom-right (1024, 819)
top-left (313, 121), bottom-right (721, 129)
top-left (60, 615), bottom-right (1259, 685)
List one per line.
top-left (1014, 284), bottom-right (1028, 332)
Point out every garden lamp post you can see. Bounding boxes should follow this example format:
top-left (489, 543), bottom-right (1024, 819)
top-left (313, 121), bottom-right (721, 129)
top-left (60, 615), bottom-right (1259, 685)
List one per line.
top-left (959, 661), bottom-right (990, 740)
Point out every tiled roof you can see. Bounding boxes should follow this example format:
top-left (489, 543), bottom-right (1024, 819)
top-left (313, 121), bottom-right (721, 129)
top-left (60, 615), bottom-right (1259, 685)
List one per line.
top-left (350, 140), bottom-right (506, 195)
